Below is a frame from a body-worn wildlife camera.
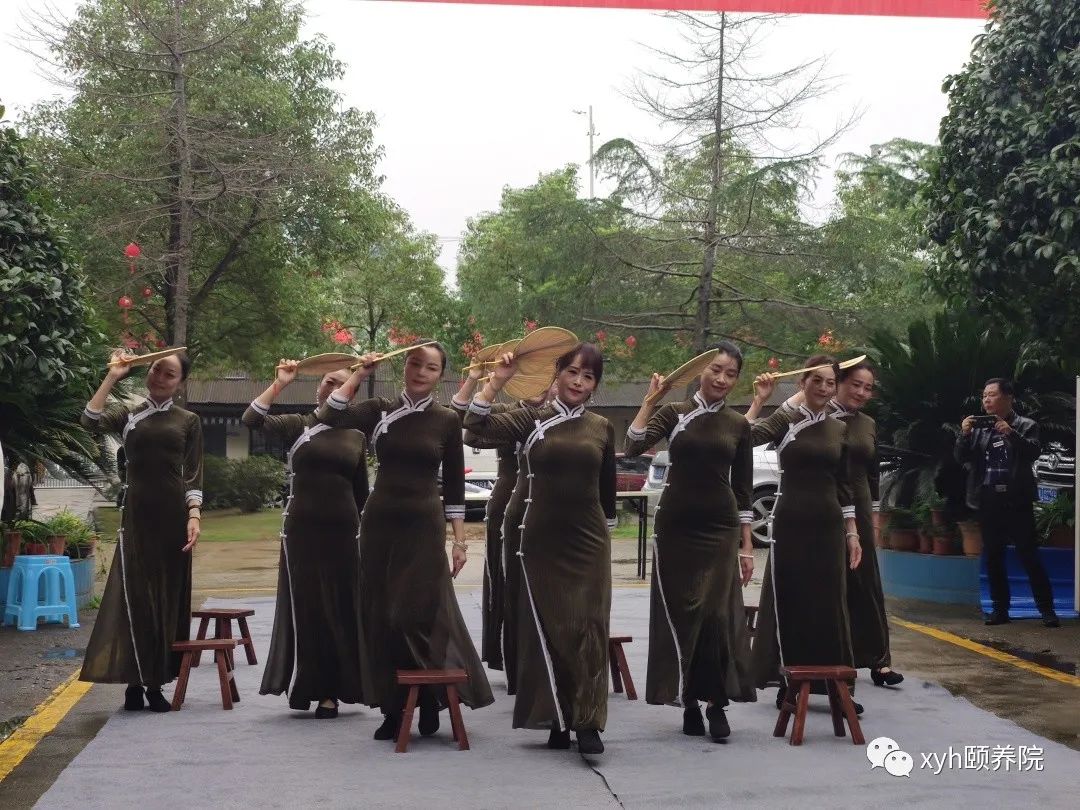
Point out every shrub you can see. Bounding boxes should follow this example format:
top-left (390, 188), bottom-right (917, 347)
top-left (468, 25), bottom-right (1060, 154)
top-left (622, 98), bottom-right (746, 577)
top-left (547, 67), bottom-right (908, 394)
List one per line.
top-left (202, 455), bottom-right (235, 510)
top-left (228, 455), bottom-right (286, 513)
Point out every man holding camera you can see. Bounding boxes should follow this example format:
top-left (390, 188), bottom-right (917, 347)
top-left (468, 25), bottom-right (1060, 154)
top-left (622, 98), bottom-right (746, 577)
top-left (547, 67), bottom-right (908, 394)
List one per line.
top-left (956, 378), bottom-right (1059, 627)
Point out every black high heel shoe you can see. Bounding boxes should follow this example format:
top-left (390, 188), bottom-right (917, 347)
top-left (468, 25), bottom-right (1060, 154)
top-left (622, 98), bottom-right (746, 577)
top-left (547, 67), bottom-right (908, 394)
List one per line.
top-left (418, 702), bottom-right (440, 736)
top-left (315, 700), bottom-right (339, 719)
top-left (682, 704), bottom-right (706, 736)
top-left (870, 668), bottom-right (905, 687)
top-left (145, 688), bottom-right (171, 713)
top-left (547, 728), bottom-right (571, 749)
top-left (705, 704), bottom-right (730, 741)
top-left (124, 685), bottom-right (144, 711)
top-left (576, 730), bottom-right (604, 755)
top-left (373, 712), bottom-right (400, 740)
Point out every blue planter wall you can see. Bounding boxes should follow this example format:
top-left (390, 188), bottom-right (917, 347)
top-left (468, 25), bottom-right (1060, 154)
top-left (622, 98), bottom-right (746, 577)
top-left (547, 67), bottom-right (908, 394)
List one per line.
top-left (878, 548), bottom-right (981, 604)
top-left (979, 546), bottom-right (1078, 619)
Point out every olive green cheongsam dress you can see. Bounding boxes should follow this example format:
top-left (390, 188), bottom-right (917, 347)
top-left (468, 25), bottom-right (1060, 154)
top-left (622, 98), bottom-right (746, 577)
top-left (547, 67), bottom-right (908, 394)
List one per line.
top-left (242, 404), bottom-right (370, 709)
top-left (624, 392), bottom-right (757, 708)
top-left (80, 399), bottom-right (203, 687)
top-left (465, 397), bottom-right (617, 732)
top-left (318, 390), bottom-right (493, 712)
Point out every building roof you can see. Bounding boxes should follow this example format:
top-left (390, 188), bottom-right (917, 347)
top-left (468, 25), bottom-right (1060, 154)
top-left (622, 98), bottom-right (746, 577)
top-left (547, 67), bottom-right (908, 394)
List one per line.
top-left (185, 372), bottom-right (797, 410)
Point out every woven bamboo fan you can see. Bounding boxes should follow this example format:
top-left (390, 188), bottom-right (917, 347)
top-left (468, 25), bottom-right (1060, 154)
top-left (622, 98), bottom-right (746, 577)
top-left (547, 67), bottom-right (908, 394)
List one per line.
top-left (513, 327), bottom-right (579, 378)
top-left (645, 349), bottom-right (719, 405)
top-left (470, 338), bottom-right (522, 368)
top-left (107, 346), bottom-right (187, 368)
top-left (291, 353), bottom-right (361, 375)
top-left (502, 373), bottom-right (556, 402)
top-left (351, 341), bottom-right (439, 368)
top-left (766, 354), bottom-right (868, 380)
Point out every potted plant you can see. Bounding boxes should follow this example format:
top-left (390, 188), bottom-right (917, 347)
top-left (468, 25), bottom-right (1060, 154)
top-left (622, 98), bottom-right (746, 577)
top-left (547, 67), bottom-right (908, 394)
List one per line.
top-left (957, 519), bottom-right (983, 557)
top-left (927, 492), bottom-right (948, 529)
top-left (912, 498), bottom-right (933, 553)
top-left (1035, 494), bottom-right (1075, 549)
top-left (1, 522), bottom-right (21, 567)
top-left (46, 510), bottom-right (88, 556)
top-left (931, 525), bottom-right (959, 556)
top-left (886, 507), bottom-right (920, 552)
top-left (15, 519), bottom-right (50, 555)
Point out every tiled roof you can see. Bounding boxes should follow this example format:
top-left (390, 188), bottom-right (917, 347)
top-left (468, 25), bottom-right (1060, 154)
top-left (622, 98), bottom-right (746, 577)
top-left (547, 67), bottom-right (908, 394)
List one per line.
top-left (185, 373), bottom-right (796, 409)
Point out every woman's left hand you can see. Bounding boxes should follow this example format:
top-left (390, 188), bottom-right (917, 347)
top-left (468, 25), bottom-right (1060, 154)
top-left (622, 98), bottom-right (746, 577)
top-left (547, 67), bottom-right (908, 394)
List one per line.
top-left (739, 552), bottom-right (754, 586)
top-left (183, 517), bottom-right (200, 552)
top-left (450, 545), bottom-right (466, 578)
top-left (847, 534), bottom-right (862, 569)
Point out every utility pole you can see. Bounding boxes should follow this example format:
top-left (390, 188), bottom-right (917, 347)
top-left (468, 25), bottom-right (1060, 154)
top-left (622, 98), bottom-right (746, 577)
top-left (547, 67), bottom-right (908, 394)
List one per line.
top-left (573, 106), bottom-right (597, 197)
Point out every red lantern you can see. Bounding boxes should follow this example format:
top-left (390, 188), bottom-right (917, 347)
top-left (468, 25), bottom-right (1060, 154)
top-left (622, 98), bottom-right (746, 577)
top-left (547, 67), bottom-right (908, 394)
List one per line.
top-left (594, 330), bottom-right (607, 344)
top-left (332, 328), bottom-right (353, 345)
top-left (625, 335), bottom-right (637, 349)
top-left (768, 357), bottom-right (780, 370)
top-left (124, 243), bottom-right (142, 259)
top-left (818, 329), bottom-right (834, 348)
top-left (118, 295), bottom-right (133, 309)
top-left (524, 320), bottom-right (538, 333)
top-left (142, 286), bottom-right (153, 298)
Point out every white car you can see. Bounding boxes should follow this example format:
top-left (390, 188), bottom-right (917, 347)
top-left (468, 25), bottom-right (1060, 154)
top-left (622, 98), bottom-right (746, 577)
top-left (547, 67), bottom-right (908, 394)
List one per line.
top-left (642, 446), bottom-right (780, 547)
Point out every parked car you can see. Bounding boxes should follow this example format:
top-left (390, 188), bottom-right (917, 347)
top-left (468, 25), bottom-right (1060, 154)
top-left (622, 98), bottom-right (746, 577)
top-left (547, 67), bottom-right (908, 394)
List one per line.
top-left (464, 481), bottom-right (490, 521)
top-left (615, 452), bottom-right (653, 492)
top-left (1035, 441), bottom-right (1075, 503)
top-left (463, 439), bottom-right (499, 491)
top-left (642, 447), bottom-right (781, 547)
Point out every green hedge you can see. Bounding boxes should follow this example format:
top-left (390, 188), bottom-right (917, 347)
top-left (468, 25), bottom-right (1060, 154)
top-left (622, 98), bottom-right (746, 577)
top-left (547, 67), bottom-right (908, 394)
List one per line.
top-left (202, 455), bottom-right (286, 513)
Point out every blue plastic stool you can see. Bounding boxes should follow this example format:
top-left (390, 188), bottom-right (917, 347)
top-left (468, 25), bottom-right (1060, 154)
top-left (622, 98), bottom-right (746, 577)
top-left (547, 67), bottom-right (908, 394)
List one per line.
top-left (3, 555), bottom-right (80, 631)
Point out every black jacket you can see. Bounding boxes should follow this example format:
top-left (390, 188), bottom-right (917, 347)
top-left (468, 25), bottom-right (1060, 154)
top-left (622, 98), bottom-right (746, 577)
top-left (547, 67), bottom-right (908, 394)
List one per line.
top-left (954, 412), bottom-right (1041, 510)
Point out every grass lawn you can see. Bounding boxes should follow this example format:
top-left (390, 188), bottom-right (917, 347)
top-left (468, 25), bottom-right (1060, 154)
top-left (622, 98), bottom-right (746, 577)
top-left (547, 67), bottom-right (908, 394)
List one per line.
top-left (93, 507), bottom-right (282, 543)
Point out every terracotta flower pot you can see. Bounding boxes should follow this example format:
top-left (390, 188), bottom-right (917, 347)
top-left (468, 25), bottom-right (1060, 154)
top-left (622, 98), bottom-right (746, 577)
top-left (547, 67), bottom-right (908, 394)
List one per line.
top-left (930, 508), bottom-right (947, 528)
top-left (1047, 526), bottom-right (1075, 549)
top-left (47, 534), bottom-right (68, 555)
top-left (958, 521), bottom-right (983, 557)
top-left (888, 528), bottom-right (920, 553)
top-left (26, 542), bottom-right (48, 555)
top-left (2, 531), bottom-right (21, 567)
top-left (918, 530), bottom-right (933, 554)
top-left (932, 535), bottom-right (956, 556)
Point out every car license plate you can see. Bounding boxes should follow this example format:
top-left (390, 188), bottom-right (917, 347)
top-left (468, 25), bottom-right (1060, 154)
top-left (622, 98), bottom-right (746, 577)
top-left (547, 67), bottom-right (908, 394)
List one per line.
top-left (1037, 486), bottom-right (1059, 503)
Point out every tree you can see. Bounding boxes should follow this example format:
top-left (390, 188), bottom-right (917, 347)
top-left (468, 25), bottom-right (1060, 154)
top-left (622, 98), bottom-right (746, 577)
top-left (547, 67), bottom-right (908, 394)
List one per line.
top-left (21, 0), bottom-right (384, 367)
top-left (0, 110), bottom-right (110, 480)
top-left (927, 0), bottom-right (1080, 351)
top-left (456, 167), bottom-right (669, 379)
top-left (594, 12), bottom-right (856, 357)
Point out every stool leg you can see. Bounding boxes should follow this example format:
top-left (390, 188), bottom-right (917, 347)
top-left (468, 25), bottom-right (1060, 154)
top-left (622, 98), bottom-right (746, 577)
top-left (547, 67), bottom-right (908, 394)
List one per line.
top-left (237, 617), bottom-right (258, 665)
top-left (826, 680), bottom-right (846, 738)
top-left (396, 687), bottom-right (420, 753)
top-left (790, 680), bottom-right (811, 746)
top-left (63, 568), bottom-right (79, 628)
top-left (228, 651), bottom-right (240, 703)
top-left (172, 652), bottom-right (193, 711)
top-left (193, 617), bottom-right (210, 667)
top-left (446, 684), bottom-right (470, 751)
top-left (772, 683), bottom-right (795, 738)
top-left (613, 642), bottom-right (637, 701)
top-left (609, 645), bottom-right (623, 694)
top-left (218, 620), bottom-right (236, 669)
top-left (834, 681), bottom-right (865, 745)
top-left (215, 650), bottom-right (235, 710)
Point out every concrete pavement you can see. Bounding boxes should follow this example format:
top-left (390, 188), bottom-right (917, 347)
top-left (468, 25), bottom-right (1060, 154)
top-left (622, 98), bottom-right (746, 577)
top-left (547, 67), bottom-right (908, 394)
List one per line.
top-left (28, 588), bottom-right (1080, 809)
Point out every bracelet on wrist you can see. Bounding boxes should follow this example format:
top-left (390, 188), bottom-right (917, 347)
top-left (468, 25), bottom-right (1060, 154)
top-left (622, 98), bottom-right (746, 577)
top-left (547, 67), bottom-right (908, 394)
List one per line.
top-left (738, 553), bottom-right (754, 559)
top-left (845, 532), bottom-right (859, 539)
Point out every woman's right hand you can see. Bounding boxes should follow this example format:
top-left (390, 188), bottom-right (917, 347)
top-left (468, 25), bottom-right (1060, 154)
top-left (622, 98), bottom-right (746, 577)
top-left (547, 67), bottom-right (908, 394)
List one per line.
top-left (275, 359), bottom-right (299, 387)
top-left (644, 372), bottom-right (666, 403)
top-left (106, 349), bottom-right (135, 381)
top-left (490, 352), bottom-right (518, 385)
top-left (350, 352), bottom-right (382, 379)
top-left (752, 372), bottom-right (777, 403)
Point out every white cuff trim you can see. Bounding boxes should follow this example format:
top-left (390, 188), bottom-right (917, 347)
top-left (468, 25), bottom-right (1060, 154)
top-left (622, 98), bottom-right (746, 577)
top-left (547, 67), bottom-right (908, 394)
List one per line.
top-left (445, 505), bottom-right (465, 519)
top-left (626, 425), bottom-right (646, 440)
top-left (468, 396), bottom-right (492, 416)
top-left (841, 505), bottom-right (856, 519)
top-left (872, 500), bottom-right (882, 513)
top-left (185, 489), bottom-right (204, 506)
top-left (450, 396), bottom-right (470, 411)
top-left (781, 400), bottom-right (798, 413)
top-left (738, 510), bottom-right (754, 525)
top-left (327, 390), bottom-right (350, 411)
top-left (249, 399), bottom-right (269, 416)
top-left (606, 517), bottom-right (618, 529)
top-left (83, 405), bottom-right (102, 420)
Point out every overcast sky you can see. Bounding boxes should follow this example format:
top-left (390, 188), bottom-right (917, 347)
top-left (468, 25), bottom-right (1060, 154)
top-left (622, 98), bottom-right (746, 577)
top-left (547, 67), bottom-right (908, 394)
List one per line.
top-left (1, 1), bottom-right (985, 276)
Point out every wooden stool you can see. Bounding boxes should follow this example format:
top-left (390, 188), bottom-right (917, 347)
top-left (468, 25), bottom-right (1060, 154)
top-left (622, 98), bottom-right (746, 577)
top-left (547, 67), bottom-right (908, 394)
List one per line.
top-left (773, 665), bottom-right (864, 746)
top-left (608, 635), bottom-right (637, 700)
top-left (191, 608), bottom-right (257, 668)
top-left (744, 605), bottom-right (759, 637)
top-left (171, 639), bottom-right (241, 711)
top-left (394, 669), bottom-right (471, 753)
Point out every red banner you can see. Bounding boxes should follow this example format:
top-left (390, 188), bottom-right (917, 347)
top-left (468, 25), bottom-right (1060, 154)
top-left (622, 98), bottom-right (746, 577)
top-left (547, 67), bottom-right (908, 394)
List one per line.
top-left (385, 0), bottom-right (990, 18)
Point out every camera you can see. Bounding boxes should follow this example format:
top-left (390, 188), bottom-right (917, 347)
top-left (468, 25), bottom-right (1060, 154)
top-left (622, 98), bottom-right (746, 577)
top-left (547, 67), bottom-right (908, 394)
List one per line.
top-left (968, 415), bottom-right (998, 429)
